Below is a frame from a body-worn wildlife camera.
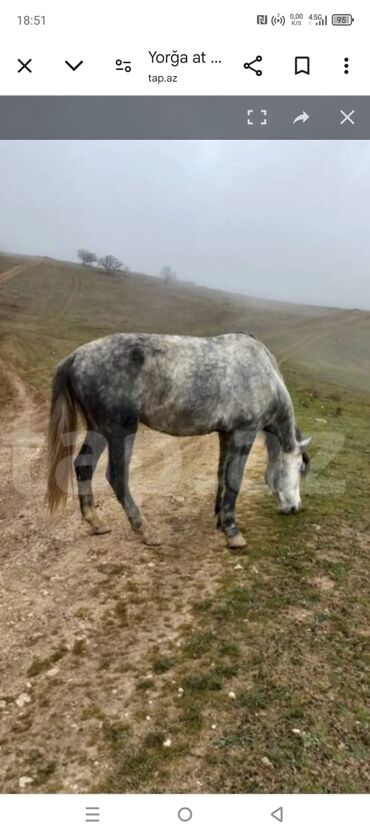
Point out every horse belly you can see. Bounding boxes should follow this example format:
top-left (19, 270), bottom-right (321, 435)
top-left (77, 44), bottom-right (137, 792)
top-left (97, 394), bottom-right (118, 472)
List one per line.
top-left (137, 346), bottom-right (253, 436)
top-left (139, 388), bottom-right (237, 436)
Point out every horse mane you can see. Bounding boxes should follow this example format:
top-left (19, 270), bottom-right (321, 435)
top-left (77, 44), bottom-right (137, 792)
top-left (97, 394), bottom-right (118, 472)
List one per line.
top-left (263, 427), bottom-right (281, 461)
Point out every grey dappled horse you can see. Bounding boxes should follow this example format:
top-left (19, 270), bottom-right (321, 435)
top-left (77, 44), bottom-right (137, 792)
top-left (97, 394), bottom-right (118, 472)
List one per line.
top-left (46, 333), bottom-right (311, 548)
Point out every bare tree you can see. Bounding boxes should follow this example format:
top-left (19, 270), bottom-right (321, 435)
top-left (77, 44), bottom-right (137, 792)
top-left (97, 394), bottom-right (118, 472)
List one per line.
top-left (99, 255), bottom-right (123, 275)
top-left (161, 265), bottom-right (177, 283)
top-left (77, 249), bottom-right (97, 267)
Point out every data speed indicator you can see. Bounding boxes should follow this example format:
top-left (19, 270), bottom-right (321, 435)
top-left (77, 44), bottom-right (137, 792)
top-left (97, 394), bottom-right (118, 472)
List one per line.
top-left (309, 13), bottom-right (328, 26)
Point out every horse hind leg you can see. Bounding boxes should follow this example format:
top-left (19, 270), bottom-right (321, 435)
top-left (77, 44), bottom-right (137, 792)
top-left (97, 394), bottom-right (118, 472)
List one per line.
top-left (74, 430), bottom-right (111, 534)
top-left (106, 428), bottom-right (161, 546)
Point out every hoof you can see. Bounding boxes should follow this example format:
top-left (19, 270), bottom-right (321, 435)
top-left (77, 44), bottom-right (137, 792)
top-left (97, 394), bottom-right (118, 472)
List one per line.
top-left (137, 522), bottom-right (162, 546)
top-left (84, 511), bottom-right (111, 535)
top-left (142, 530), bottom-right (162, 546)
top-left (137, 516), bottom-right (162, 546)
top-left (227, 532), bottom-right (247, 549)
top-left (93, 523), bottom-right (112, 535)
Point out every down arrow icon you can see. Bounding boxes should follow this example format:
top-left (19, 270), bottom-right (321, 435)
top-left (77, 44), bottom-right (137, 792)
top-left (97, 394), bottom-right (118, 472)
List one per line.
top-left (65, 60), bottom-right (83, 71)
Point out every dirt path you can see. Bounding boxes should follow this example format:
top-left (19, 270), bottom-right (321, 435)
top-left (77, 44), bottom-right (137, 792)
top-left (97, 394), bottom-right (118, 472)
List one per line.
top-left (278, 310), bottom-right (366, 366)
top-left (0, 358), bottom-right (266, 792)
top-left (0, 264), bottom-right (28, 286)
top-left (0, 260), bottom-right (44, 287)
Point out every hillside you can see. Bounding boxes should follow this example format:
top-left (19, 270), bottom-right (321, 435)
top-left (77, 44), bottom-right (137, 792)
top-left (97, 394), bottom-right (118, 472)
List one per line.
top-left (0, 253), bottom-right (369, 398)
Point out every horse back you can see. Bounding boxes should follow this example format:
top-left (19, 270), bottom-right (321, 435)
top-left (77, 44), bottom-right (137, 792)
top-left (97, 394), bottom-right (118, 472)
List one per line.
top-left (68, 332), bottom-right (284, 435)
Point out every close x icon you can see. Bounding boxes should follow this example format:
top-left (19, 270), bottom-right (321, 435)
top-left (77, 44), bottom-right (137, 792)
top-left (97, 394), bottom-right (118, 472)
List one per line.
top-left (17, 58), bottom-right (32, 73)
top-left (17, 59), bottom-right (85, 73)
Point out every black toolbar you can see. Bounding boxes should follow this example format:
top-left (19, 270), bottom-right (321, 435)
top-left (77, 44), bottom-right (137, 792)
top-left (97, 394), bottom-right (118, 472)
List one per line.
top-left (0, 96), bottom-right (367, 139)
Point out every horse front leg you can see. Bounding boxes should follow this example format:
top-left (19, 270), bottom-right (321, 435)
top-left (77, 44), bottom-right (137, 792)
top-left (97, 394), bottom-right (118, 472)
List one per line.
top-left (219, 428), bottom-right (256, 549)
top-left (106, 429), bottom-right (161, 546)
top-left (215, 431), bottom-right (229, 527)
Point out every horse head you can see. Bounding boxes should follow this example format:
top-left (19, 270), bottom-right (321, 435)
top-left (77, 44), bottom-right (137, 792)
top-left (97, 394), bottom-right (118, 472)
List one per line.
top-left (264, 428), bottom-right (311, 514)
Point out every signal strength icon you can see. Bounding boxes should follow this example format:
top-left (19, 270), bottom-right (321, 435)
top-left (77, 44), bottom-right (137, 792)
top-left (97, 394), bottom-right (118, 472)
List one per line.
top-left (315, 15), bottom-right (328, 25)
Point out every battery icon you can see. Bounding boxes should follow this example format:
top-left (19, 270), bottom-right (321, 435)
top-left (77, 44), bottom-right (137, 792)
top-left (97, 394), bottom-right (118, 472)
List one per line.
top-left (332, 14), bottom-right (354, 25)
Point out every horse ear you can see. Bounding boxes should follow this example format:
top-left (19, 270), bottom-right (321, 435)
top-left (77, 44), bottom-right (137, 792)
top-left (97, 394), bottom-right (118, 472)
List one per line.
top-left (299, 437), bottom-right (311, 475)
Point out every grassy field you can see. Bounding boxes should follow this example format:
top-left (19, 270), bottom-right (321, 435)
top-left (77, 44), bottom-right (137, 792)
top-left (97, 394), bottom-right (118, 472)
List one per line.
top-left (0, 253), bottom-right (369, 793)
top-left (90, 376), bottom-right (370, 794)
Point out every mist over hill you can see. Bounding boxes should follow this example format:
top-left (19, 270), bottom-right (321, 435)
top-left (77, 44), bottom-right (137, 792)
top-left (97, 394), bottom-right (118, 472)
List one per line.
top-left (0, 251), bottom-right (369, 395)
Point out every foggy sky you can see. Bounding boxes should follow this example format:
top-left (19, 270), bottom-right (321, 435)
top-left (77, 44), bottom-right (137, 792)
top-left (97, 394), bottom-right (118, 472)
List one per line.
top-left (0, 140), bottom-right (369, 309)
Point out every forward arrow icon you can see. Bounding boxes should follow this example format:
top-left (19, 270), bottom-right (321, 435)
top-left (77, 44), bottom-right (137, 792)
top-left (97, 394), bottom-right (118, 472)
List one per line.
top-left (293, 111), bottom-right (310, 125)
top-left (65, 60), bottom-right (83, 71)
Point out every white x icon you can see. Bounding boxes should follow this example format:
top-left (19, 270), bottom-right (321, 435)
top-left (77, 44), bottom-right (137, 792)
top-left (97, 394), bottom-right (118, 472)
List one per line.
top-left (340, 110), bottom-right (355, 125)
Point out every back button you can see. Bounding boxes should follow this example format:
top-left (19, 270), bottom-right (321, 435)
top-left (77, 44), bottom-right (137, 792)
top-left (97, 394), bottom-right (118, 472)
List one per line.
top-left (271, 806), bottom-right (283, 822)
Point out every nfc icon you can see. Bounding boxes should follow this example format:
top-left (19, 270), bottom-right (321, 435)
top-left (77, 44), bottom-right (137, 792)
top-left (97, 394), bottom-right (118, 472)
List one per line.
top-left (257, 14), bottom-right (268, 24)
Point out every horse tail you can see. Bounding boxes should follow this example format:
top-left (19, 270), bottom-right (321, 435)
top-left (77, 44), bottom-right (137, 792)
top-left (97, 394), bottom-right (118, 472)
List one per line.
top-left (46, 354), bottom-right (80, 514)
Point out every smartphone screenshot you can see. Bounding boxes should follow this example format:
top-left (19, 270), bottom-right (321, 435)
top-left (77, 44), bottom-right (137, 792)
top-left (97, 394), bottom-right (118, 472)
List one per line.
top-left (0, 1), bottom-right (369, 832)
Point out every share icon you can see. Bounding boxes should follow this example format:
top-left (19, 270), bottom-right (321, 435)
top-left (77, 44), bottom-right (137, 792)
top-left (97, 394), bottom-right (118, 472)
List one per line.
top-left (243, 55), bottom-right (263, 76)
top-left (293, 110), bottom-right (310, 125)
